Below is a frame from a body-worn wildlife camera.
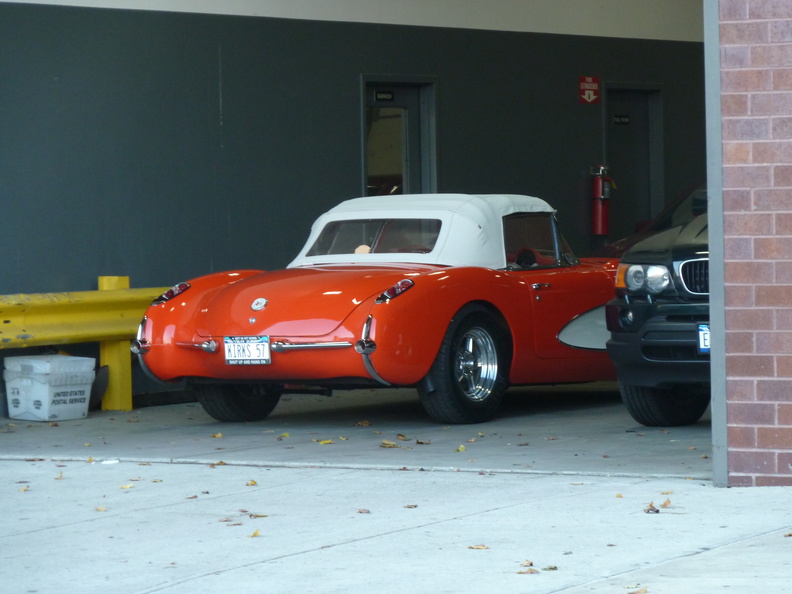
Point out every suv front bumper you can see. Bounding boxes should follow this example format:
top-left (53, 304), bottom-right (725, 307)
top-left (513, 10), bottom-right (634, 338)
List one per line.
top-left (605, 299), bottom-right (710, 388)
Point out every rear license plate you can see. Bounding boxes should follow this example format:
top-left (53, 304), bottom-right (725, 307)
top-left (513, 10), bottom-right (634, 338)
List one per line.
top-left (224, 336), bottom-right (271, 365)
top-left (698, 324), bottom-right (710, 354)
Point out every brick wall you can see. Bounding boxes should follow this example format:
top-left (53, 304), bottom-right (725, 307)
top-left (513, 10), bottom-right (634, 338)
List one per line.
top-left (720, 0), bottom-right (792, 486)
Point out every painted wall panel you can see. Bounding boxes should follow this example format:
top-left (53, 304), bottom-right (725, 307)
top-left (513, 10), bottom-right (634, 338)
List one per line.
top-left (0, 4), bottom-right (705, 294)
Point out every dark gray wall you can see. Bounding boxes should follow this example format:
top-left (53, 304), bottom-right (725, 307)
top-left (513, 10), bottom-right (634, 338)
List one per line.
top-left (0, 3), bottom-right (705, 294)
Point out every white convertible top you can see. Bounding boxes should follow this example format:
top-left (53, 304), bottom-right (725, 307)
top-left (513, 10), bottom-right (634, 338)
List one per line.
top-left (288, 193), bottom-right (555, 269)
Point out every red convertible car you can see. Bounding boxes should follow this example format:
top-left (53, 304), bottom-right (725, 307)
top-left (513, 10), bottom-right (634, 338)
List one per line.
top-left (132, 194), bottom-right (618, 424)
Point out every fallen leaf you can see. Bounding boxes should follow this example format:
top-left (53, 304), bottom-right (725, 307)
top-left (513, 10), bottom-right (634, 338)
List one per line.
top-left (246, 480), bottom-right (257, 486)
top-left (120, 484), bottom-right (134, 490)
top-left (784, 533), bottom-right (792, 538)
top-left (249, 513), bottom-right (268, 518)
top-left (688, 446), bottom-right (697, 450)
top-left (404, 504), bottom-right (418, 509)
top-left (319, 439), bottom-right (334, 445)
top-left (55, 472), bottom-right (63, 480)
top-left (456, 445), bottom-right (466, 452)
top-left (84, 443), bottom-right (91, 447)
top-left (661, 498), bottom-right (672, 508)
top-left (517, 568), bottom-right (540, 574)
top-left (645, 502), bottom-right (659, 514)
top-left (339, 436), bottom-right (349, 440)
top-left (211, 433), bottom-right (223, 439)
top-left (357, 508), bottom-right (371, 514)
top-left (86, 457), bottom-right (94, 463)
top-left (416, 439), bottom-right (431, 445)
top-left (628, 588), bottom-right (648, 594)
top-left (544, 436), bottom-right (558, 441)
top-left (520, 560), bottom-right (534, 567)
top-left (380, 440), bottom-right (399, 448)
top-left (354, 420), bottom-right (371, 427)
top-left (542, 565), bottom-right (558, 571)
top-left (616, 493), bottom-right (623, 498)
top-left (467, 438), bottom-right (477, 443)
top-left (95, 507), bottom-right (107, 512)
top-left (186, 495), bottom-right (198, 499)
top-left (18, 485), bottom-right (29, 493)
top-left (468, 544), bottom-right (489, 549)
top-left (661, 490), bottom-right (673, 495)
top-left (138, 462), bottom-right (152, 466)
top-left (248, 529), bottom-right (261, 538)
top-left (279, 432), bottom-right (290, 438)
top-left (397, 434), bottom-right (408, 441)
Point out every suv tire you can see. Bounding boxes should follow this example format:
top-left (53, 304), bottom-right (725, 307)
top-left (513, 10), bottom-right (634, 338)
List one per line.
top-left (620, 382), bottom-right (710, 427)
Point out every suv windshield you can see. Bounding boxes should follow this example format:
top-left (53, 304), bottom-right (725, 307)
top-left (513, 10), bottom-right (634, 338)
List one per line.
top-left (646, 187), bottom-right (708, 233)
top-left (306, 218), bottom-right (442, 256)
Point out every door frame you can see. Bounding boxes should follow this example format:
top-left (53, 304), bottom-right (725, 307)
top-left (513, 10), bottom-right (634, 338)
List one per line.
top-left (360, 75), bottom-right (437, 195)
top-left (601, 82), bottom-right (665, 217)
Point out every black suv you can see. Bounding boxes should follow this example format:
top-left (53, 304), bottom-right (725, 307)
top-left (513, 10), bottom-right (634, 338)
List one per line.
top-left (605, 193), bottom-right (710, 426)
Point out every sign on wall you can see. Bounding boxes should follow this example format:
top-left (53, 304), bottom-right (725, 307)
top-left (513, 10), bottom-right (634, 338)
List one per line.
top-left (579, 76), bottom-right (600, 104)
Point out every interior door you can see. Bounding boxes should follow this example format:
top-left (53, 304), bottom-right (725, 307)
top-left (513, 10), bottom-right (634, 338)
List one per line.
top-left (605, 88), bottom-right (663, 241)
top-left (364, 83), bottom-right (428, 196)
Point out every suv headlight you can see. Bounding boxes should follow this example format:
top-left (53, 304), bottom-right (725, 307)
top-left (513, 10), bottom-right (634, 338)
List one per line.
top-left (617, 264), bottom-right (671, 294)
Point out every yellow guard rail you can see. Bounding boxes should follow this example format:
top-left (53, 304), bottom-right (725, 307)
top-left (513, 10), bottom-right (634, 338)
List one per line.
top-left (0, 277), bottom-right (166, 411)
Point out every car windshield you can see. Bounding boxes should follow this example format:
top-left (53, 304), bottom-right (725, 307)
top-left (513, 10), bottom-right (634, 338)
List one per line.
top-left (647, 187), bottom-right (708, 233)
top-left (306, 218), bottom-right (442, 256)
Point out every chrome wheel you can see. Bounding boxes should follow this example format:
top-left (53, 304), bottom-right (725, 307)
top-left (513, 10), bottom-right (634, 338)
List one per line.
top-left (418, 305), bottom-right (511, 424)
top-left (455, 327), bottom-right (499, 401)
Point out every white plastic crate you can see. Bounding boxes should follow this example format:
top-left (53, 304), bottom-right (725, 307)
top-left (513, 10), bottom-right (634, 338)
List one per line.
top-left (4, 355), bottom-right (96, 421)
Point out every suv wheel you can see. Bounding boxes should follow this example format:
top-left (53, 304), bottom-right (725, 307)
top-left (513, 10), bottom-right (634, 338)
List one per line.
top-left (620, 382), bottom-right (710, 427)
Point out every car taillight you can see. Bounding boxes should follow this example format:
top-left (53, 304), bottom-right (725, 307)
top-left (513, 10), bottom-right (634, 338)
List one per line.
top-left (152, 282), bottom-right (191, 305)
top-left (375, 279), bottom-right (414, 303)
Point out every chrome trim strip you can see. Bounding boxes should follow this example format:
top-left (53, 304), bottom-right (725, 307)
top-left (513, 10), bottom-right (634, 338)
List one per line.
top-left (270, 341), bottom-right (352, 352)
top-left (176, 340), bottom-right (219, 353)
top-left (362, 354), bottom-right (390, 386)
top-left (130, 317), bottom-right (161, 383)
top-left (358, 315), bottom-right (390, 386)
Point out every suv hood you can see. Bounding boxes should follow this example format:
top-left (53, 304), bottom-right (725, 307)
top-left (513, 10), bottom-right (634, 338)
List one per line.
top-left (622, 214), bottom-right (709, 265)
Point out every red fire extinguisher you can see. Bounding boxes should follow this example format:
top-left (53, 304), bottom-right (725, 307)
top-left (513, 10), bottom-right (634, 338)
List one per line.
top-left (591, 165), bottom-right (613, 236)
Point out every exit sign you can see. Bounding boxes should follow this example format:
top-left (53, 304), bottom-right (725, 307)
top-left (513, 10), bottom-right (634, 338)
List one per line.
top-left (579, 76), bottom-right (600, 104)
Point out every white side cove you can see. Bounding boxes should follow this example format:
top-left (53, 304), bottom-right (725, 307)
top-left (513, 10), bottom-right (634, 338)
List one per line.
top-left (1, 0), bottom-right (704, 42)
top-left (557, 305), bottom-right (610, 351)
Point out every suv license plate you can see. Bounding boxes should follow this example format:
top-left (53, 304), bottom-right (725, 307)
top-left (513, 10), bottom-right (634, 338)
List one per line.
top-left (698, 324), bottom-right (710, 354)
top-left (224, 336), bottom-right (271, 365)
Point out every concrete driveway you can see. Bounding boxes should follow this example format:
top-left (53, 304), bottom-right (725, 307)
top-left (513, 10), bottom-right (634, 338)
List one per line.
top-left (12, 382), bottom-right (785, 594)
top-left (1, 382), bottom-right (713, 479)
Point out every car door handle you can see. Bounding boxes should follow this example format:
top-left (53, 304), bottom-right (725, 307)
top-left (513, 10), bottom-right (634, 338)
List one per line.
top-left (531, 283), bottom-right (551, 290)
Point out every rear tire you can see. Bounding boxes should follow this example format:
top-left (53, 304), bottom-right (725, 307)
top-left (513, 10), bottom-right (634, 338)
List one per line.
top-left (620, 382), bottom-right (710, 426)
top-left (195, 383), bottom-right (282, 422)
top-left (418, 305), bottom-right (510, 424)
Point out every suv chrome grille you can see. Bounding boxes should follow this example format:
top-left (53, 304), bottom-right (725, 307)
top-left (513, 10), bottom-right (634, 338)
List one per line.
top-left (679, 258), bottom-right (709, 295)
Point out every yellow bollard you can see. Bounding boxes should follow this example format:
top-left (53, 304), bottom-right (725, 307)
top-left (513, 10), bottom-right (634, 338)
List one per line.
top-left (98, 276), bottom-right (134, 411)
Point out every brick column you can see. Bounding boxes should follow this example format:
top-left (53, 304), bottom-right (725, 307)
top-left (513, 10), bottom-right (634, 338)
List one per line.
top-left (720, 0), bottom-right (792, 486)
